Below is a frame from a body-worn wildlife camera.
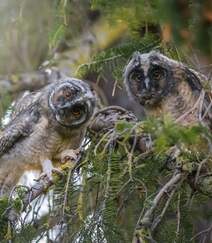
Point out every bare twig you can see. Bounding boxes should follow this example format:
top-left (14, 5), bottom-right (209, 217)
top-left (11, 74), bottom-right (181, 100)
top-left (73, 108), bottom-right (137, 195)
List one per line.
top-left (132, 171), bottom-right (186, 243)
top-left (176, 192), bottom-right (181, 241)
top-left (151, 188), bottom-right (176, 231)
top-left (62, 168), bottom-right (73, 217)
top-left (194, 157), bottom-right (209, 186)
top-left (190, 224), bottom-right (212, 242)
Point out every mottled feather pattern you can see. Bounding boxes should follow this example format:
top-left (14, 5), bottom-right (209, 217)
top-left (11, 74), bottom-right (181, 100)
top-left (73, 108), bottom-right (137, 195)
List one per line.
top-left (11, 91), bottom-right (42, 120)
top-left (0, 104), bottom-right (40, 157)
top-left (124, 51), bottom-right (211, 129)
top-left (0, 77), bottom-right (95, 196)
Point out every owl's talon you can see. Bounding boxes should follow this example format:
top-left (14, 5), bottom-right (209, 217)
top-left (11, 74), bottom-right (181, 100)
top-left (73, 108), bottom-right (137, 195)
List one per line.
top-left (36, 168), bottom-right (63, 183)
top-left (60, 149), bottom-right (80, 165)
top-left (52, 168), bottom-right (64, 178)
top-left (35, 172), bottom-right (50, 182)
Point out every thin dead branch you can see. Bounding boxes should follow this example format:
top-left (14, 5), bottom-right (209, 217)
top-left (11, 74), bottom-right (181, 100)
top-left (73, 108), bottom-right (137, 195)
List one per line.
top-left (132, 171), bottom-right (186, 243)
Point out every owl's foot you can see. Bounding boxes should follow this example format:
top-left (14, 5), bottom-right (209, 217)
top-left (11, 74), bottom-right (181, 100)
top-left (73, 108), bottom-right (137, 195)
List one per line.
top-left (39, 150), bottom-right (80, 182)
top-left (52, 168), bottom-right (64, 177)
top-left (37, 168), bottom-right (64, 183)
top-left (40, 159), bottom-right (64, 181)
top-left (60, 148), bottom-right (80, 165)
top-left (36, 172), bottom-right (50, 182)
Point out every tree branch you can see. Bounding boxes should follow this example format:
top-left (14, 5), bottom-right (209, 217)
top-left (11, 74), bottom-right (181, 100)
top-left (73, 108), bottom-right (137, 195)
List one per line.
top-left (132, 171), bottom-right (186, 243)
top-left (0, 18), bottom-right (127, 100)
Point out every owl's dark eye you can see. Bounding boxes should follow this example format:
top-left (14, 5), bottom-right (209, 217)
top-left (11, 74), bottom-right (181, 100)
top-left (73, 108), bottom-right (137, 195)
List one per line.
top-left (150, 66), bottom-right (166, 80)
top-left (131, 69), bottom-right (144, 81)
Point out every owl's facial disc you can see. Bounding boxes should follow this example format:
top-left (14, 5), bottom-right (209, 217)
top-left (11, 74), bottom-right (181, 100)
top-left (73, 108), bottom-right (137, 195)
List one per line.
top-left (56, 101), bottom-right (90, 127)
top-left (127, 64), bottom-right (168, 106)
top-left (49, 80), bottom-right (95, 127)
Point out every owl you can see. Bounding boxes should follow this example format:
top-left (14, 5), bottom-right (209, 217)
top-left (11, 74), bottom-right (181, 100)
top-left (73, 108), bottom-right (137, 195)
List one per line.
top-left (124, 51), bottom-right (211, 129)
top-left (0, 77), bottom-right (96, 196)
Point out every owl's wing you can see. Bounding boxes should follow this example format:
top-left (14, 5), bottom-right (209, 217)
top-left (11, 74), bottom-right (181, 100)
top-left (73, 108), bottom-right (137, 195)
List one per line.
top-left (186, 67), bottom-right (212, 129)
top-left (0, 104), bottom-right (40, 157)
top-left (10, 90), bottom-right (42, 120)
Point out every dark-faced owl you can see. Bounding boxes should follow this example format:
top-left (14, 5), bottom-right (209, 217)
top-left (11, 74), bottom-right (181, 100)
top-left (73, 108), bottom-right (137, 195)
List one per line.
top-left (124, 51), bottom-right (211, 128)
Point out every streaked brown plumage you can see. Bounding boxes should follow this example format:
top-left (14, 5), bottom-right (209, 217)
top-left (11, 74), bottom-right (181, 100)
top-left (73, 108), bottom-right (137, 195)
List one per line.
top-left (0, 77), bottom-right (96, 196)
top-left (124, 51), bottom-right (211, 129)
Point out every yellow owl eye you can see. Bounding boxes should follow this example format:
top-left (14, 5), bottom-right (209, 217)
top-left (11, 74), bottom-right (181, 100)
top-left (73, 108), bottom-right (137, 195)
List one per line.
top-left (72, 108), bottom-right (81, 117)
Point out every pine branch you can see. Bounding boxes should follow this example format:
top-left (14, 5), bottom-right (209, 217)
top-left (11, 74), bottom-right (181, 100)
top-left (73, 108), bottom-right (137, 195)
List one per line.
top-left (8, 162), bottom-right (79, 224)
top-left (2, 106), bottom-right (211, 242)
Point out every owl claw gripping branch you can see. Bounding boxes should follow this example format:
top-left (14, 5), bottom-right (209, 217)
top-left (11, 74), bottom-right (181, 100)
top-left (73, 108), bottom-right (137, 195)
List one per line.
top-left (0, 77), bottom-right (96, 196)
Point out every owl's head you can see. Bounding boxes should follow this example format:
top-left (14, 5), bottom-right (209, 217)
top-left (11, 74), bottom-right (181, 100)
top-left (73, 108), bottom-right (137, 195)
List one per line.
top-left (124, 51), bottom-right (179, 107)
top-left (49, 78), bottom-right (96, 127)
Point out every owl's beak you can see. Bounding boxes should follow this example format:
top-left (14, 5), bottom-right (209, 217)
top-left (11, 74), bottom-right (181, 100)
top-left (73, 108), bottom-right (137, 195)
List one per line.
top-left (58, 102), bottom-right (72, 109)
top-left (144, 77), bottom-right (150, 90)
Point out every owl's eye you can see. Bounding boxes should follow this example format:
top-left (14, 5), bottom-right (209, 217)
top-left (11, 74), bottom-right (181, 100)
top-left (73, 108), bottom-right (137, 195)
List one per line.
top-left (131, 69), bottom-right (144, 81)
top-left (150, 67), bottom-right (165, 80)
top-left (64, 90), bottom-right (72, 98)
top-left (71, 106), bottom-right (82, 117)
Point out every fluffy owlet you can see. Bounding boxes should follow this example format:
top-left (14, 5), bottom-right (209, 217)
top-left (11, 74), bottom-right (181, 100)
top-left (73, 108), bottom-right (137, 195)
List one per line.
top-left (124, 51), bottom-right (211, 129)
top-left (0, 77), bottom-right (96, 196)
